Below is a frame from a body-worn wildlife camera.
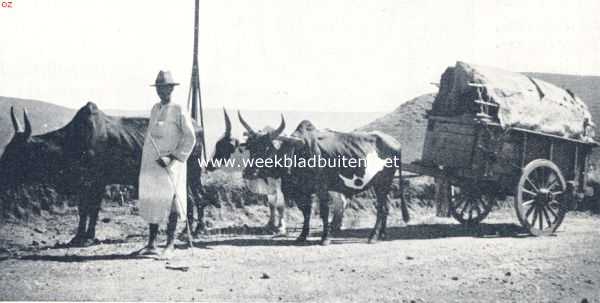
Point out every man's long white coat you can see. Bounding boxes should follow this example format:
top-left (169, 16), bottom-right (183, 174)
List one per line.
top-left (138, 102), bottom-right (196, 224)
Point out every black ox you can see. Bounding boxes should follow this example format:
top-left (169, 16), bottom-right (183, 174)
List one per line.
top-left (236, 113), bottom-right (410, 245)
top-left (0, 102), bottom-right (235, 246)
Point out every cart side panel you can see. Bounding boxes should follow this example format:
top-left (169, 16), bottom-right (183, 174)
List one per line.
top-left (486, 131), bottom-right (523, 176)
top-left (552, 140), bottom-right (577, 181)
top-left (422, 119), bottom-right (477, 168)
top-left (522, 134), bottom-right (552, 164)
top-left (577, 144), bottom-right (592, 191)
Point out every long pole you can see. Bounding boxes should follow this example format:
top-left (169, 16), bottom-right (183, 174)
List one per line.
top-left (188, 0), bottom-right (207, 161)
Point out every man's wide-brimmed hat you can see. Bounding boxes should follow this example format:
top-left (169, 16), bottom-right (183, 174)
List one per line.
top-left (151, 70), bottom-right (180, 87)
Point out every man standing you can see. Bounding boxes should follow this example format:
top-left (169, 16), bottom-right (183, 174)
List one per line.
top-left (135, 70), bottom-right (196, 258)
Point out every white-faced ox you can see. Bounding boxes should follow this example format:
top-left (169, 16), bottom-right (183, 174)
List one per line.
top-left (0, 103), bottom-right (235, 246)
top-left (237, 112), bottom-right (410, 245)
top-left (246, 163), bottom-right (348, 235)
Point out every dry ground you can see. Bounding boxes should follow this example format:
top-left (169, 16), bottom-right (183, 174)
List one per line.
top-left (0, 205), bottom-right (599, 302)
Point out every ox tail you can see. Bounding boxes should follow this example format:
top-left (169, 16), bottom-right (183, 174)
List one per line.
top-left (396, 155), bottom-right (410, 223)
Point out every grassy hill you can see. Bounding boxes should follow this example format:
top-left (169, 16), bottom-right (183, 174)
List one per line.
top-left (359, 73), bottom-right (600, 164)
top-left (0, 97), bottom-right (76, 155)
top-left (1, 97), bottom-right (383, 158)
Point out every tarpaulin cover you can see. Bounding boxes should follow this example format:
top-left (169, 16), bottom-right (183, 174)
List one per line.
top-left (431, 61), bottom-right (594, 140)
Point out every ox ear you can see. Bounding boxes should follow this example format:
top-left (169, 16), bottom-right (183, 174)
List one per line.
top-left (277, 135), bottom-right (305, 147)
top-left (10, 107), bottom-right (22, 133)
top-left (23, 109), bottom-right (32, 138)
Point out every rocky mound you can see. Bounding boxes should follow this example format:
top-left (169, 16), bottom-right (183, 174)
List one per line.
top-left (357, 93), bottom-right (436, 163)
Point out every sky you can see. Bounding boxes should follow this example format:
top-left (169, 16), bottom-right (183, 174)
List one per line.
top-left (1, 0), bottom-right (599, 113)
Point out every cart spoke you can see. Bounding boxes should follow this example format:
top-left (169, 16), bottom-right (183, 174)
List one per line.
top-left (538, 207), bottom-right (544, 230)
top-left (460, 202), bottom-right (468, 216)
top-left (453, 196), bottom-right (466, 209)
top-left (522, 188), bottom-right (537, 197)
top-left (541, 206), bottom-right (553, 227)
top-left (479, 198), bottom-right (489, 211)
top-left (549, 200), bottom-right (561, 210)
top-left (546, 173), bottom-right (558, 190)
top-left (539, 167), bottom-right (548, 188)
top-left (531, 207), bottom-right (538, 227)
top-left (522, 199), bottom-right (535, 207)
top-left (545, 204), bottom-right (558, 219)
top-left (532, 168), bottom-right (540, 190)
top-left (544, 167), bottom-right (554, 188)
top-left (525, 203), bottom-right (536, 218)
top-left (525, 177), bottom-right (539, 192)
top-left (474, 203), bottom-right (481, 215)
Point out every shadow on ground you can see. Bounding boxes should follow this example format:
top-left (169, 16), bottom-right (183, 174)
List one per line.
top-left (198, 222), bottom-right (531, 247)
top-left (7, 223), bottom-right (531, 263)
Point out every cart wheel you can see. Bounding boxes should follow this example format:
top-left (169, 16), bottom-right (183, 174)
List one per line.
top-left (515, 159), bottom-right (567, 236)
top-left (449, 186), bottom-right (493, 225)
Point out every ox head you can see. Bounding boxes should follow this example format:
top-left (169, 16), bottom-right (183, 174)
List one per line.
top-left (206, 109), bottom-right (241, 171)
top-left (237, 112), bottom-right (305, 193)
top-left (63, 102), bottom-right (108, 162)
top-left (0, 107), bottom-right (40, 188)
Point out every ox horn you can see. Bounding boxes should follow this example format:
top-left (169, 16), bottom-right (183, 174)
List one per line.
top-left (269, 114), bottom-right (286, 139)
top-left (237, 111), bottom-right (256, 136)
top-left (10, 107), bottom-right (22, 133)
top-left (23, 109), bottom-right (32, 138)
top-left (223, 108), bottom-right (232, 138)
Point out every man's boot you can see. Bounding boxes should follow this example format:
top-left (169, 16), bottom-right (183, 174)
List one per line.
top-left (133, 224), bottom-right (159, 256)
top-left (161, 212), bottom-right (178, 259)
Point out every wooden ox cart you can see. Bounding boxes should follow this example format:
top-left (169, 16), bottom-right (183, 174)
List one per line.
top-left (410, 62), bottom-right (598, 236)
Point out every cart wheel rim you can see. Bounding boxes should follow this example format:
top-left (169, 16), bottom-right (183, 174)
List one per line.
top-left (450, 187), bottom-right (493, 225)
top-left (516, 159), bottom-right (567, 236)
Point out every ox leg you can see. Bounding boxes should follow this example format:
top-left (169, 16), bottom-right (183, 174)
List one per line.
top-left (378, 197), bottom-right (390, 241)
top-left (186, 194), bottom-right (195, 235)
top-left (193, 205), bottom-right (206, 235)
top-left (318, 190), bottom-right (331, 245)
top-left (368, 204), bottom-right (383, 244)
top-left (267, 202), bottom-right (277, 232)
top-left (370, 179), bottom-right (393, 243)
top-left (70, 206), bottom-right (89, 246)
top-left (296, 195), bottom-right (312, 243)
top-left (330, 194), bottom-right (347, 234)
top-left (84, 204), bottom-right (101, 245)
top-left (78, 188), bottom-right (103, 246)
top-left (276, 204), bottom-right (287, 235)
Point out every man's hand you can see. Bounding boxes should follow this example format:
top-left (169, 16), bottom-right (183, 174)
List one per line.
top-left (156, 156), bottom-right (172, 168)
top-left (156, 154), bottom-right (181, 168)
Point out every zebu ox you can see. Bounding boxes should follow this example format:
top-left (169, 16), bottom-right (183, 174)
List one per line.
top-left (237, 113), bottom-right (410, 244)
top-left (0, 103), bottom-right (233, 246)
top-left (230, 125), bottom-right (348, 235)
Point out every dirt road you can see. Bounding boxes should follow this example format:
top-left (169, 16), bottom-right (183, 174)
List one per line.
top-left (0, 208), bottom-right (599, 302)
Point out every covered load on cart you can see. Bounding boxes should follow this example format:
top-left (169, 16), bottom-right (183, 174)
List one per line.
top-left (418, 61), bottom-right (597, 235)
